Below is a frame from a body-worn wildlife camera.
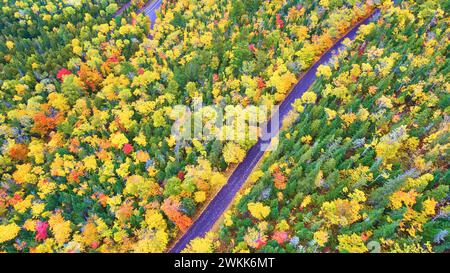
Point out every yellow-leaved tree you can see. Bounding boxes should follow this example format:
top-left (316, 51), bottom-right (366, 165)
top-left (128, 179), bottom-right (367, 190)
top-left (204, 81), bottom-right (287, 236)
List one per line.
top-left (133, 210), bottom-right (169, 253)
top-left (181, 232), bottom-right (217, 253)
top-left (223, 142), bottom-right (246, 165)
top-left (247, 202), bottom-right (271, 220)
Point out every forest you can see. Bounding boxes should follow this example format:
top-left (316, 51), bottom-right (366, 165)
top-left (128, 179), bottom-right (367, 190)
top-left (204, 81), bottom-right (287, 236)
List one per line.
top-left (0, 0), bottom-right (448, 253)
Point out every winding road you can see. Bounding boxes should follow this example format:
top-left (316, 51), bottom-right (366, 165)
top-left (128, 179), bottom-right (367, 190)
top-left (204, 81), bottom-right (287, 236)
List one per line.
top-left (169, 9), bottom-right (382, 253)
top-left (114, 0), bottom-right (162, 26)
top-left (113, 1), bottom-right (132, 17)
top-left (139, 0), bottom-right (162, 26)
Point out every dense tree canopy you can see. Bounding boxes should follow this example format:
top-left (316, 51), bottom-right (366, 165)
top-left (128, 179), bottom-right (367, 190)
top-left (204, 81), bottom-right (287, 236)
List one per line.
top-left (0, 0), bottom-right (447, 254)
top-left (211, 0), bottom-right (449, 253)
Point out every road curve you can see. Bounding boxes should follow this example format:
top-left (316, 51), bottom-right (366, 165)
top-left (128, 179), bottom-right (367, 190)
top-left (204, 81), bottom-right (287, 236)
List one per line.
top-left (113, 1), bottom-right (132, 17)
top-left (139, 0), bottom-right (162, 28)
top-left (169, 9), bottom-right (381, 253)
top-left (114, 0), bottom-right (162, 27)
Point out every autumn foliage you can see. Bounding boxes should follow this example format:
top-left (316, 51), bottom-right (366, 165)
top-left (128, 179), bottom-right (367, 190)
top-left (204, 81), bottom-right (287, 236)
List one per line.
top-left (161, 198), bottom-right (193, 233)
top-left (0, 0), bottom-right (447, 254)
